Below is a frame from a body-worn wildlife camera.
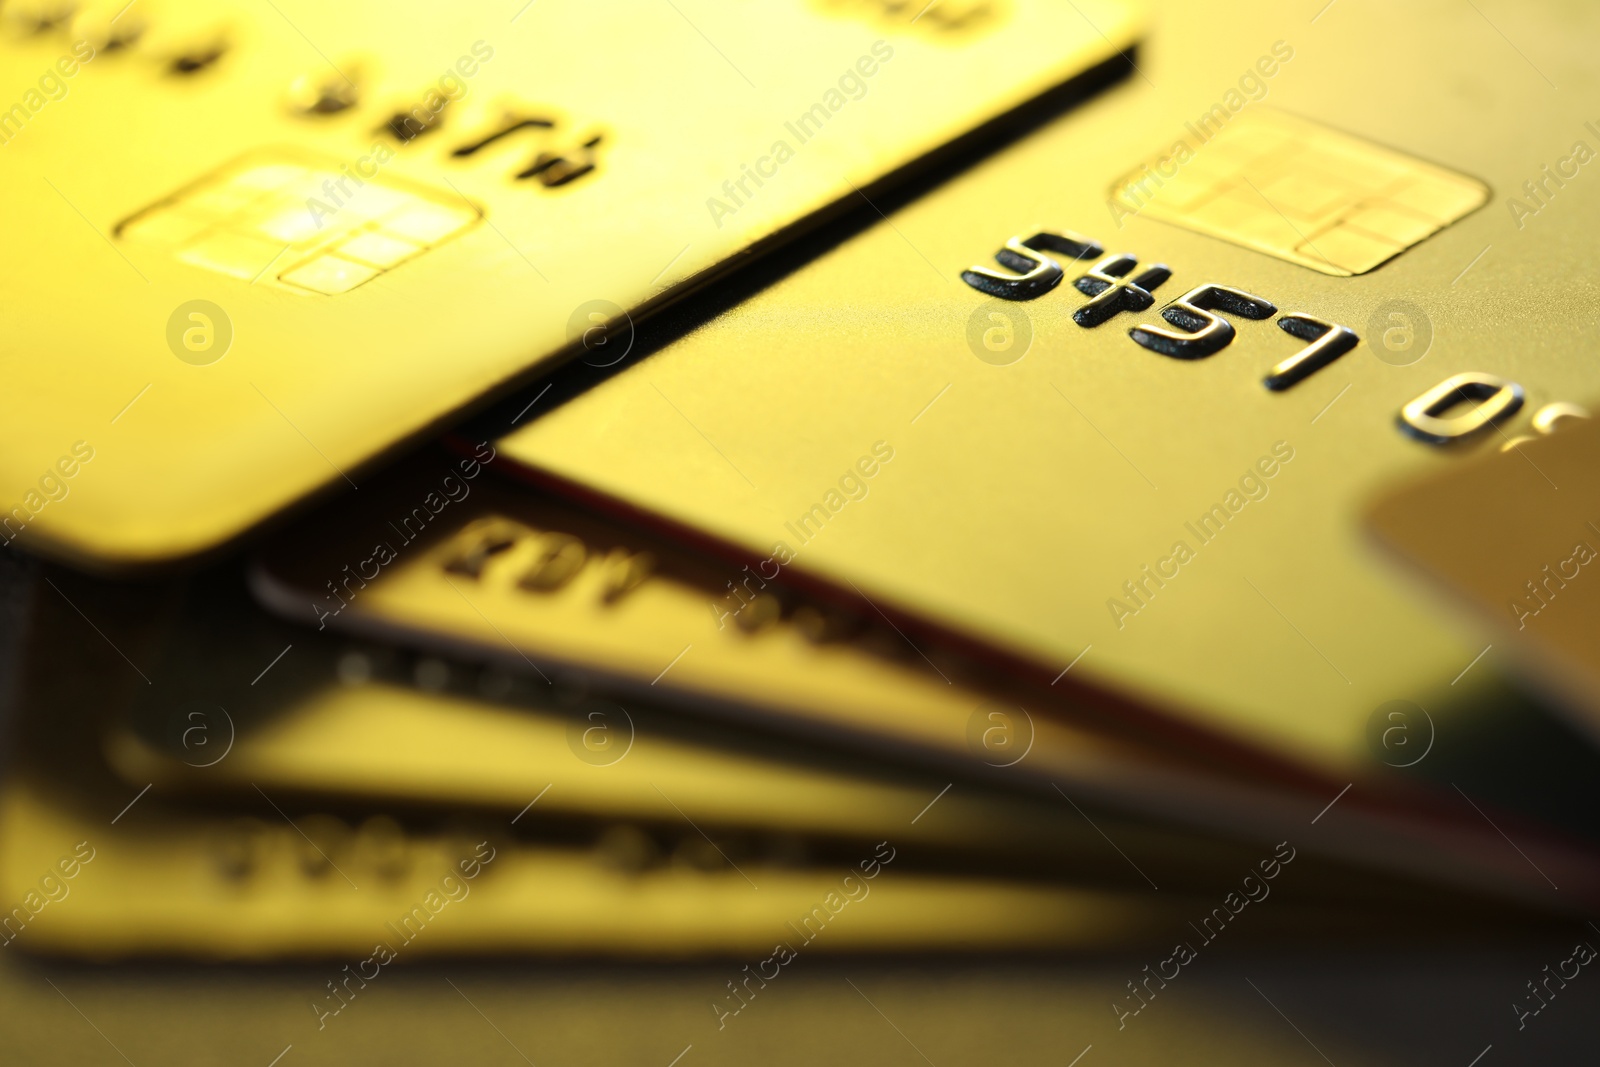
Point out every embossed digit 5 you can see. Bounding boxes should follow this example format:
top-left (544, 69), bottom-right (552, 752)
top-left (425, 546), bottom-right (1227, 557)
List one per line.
top-left (1130, 285), bottom-right (1277, 359)
top-left (961, 230), bottom-right (1102, 301)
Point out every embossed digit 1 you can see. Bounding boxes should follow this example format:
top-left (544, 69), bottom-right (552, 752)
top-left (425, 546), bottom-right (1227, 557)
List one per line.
top-left (1129, 285), bottom-right (1276, 359)
top-left (960, 230), bottom-right (1103, 301)
top-left (1398, 372), bottom-right (1525, 444)
top-left (1262, 314), bottom-right (1359, 390)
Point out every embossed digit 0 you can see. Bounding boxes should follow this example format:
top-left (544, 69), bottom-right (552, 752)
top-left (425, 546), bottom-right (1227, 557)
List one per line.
top-left (1398, 372), bottom-right (1525, 444)
top-left (518, 532), bottom-right (588, 591)
top-left (442, 518), bottom-right (530, 579)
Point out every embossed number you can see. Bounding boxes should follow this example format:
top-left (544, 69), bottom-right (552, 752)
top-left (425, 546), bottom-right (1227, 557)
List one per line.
top-left (1072, 254), bottom-right (1172, 327)
top-left (1262, 314), bottom-right (1359, 391)
top-left (1130, 285), bottom-right (1277, 359)
top-left (1399, 373), bottom-right (1525, 444)
top-left (961, 230), bottom-right (1102, 301)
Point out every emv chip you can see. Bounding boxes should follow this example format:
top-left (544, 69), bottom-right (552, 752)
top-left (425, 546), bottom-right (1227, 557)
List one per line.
top-left (116, 151), bottom-right (480, 295)
top-left (1110, 109), bottom-right (1488, 276)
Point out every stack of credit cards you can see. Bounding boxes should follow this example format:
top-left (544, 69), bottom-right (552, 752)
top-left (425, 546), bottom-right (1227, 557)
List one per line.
top-left (3, 0), bottom-right (1600, 1059)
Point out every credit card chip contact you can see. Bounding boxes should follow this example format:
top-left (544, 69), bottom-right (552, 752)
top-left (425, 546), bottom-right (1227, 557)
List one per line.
top-left (115, 150), bottom-right (481, 294)
top-left (1111, 109), bottom-right (1487, 276)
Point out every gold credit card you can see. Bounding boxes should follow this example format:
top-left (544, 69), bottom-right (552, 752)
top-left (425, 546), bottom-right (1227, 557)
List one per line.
top-left (0, 0), bottom-right (1138, 571)
top-left (2, 573), bottom-right (1504, 962)
top-left (1367, 412), bottom-right (1600, 737)
top-left (245, 451), bottom-right (1600, 911)
top-left (0, 775), bottom-right (1178, 960)
top-left (111, 558), bottom-right (1282, 894)
top-left (0, 559), bottom-right (1251, 960)
top-left (107, 627), bottom-right (1218, 889)
top-left (491, 0), bottom-right (1600, 799)
top-left (248, 449), bottom-right (1178, 812)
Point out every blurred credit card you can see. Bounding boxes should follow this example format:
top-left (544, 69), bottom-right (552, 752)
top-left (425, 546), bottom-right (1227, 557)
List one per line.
top-left (125, 554), bottom-right (1279, 893)
top-left (1, 561), bottom-right (1232, 961)
top-left (0, 775), bottom-right (1175, 960)
top-left (106, 610), bottom-right (1229, 889)
top-left (492, 0), bottom-right (1600, 794)
top-left (247, 452), bottom-right (1600, 910)
top-left (1367, 411), bottom-right (1600, 739)
top-left (106, 673), bottom-right (1243, 892)
top-left (248, 449), bottom-right (1173, 806)
top-left (0, 0), bottom-right (1139, 570)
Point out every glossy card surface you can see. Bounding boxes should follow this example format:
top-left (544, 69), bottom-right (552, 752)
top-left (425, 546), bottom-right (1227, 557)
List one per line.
top-left (496, 0), bottom-right (1600, 790)
top-left (0, 0), bottom-right (1138, 569)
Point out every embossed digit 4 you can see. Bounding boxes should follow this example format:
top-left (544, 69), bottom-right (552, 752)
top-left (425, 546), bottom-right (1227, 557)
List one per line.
top-left (521, 133), bottom-right (604, 187)
top-left (451, 116), bottom-right (604, 187)
top-left (1072, 254), bottom-right (1172, 327)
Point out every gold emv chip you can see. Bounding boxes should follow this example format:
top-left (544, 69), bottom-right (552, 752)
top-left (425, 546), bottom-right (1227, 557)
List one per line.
top-left (116, 151), bottom-right (481, 295)
top-left (1110, 109), bottom-right (1488, 276)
